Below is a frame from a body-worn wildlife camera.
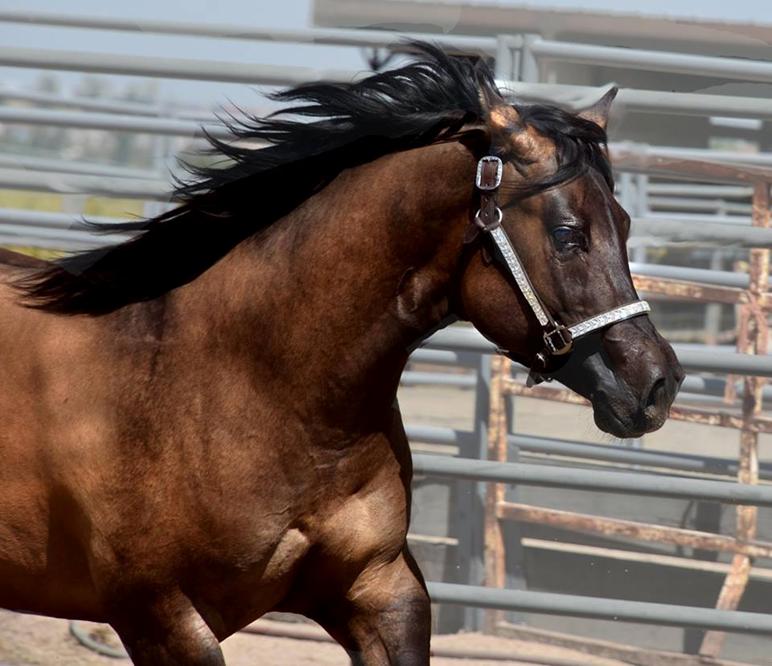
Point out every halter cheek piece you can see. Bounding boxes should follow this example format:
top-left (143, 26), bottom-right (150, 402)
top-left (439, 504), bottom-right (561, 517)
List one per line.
top-left (473, 155), bottom-right (650, 381)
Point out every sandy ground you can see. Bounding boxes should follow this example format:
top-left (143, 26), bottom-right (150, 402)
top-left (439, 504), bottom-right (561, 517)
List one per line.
top-left (0, 611), bottom-right (628, 666)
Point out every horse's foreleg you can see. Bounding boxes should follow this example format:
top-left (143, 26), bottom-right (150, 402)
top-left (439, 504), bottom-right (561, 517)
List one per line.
top-left (319, 548), bottom-right (431, 666)
top-left (108, 592), bottom-right (225, 666)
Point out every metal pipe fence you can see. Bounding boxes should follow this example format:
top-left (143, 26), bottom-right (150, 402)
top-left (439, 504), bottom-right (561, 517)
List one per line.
top-left (427, 582), bottom-right (772, 635)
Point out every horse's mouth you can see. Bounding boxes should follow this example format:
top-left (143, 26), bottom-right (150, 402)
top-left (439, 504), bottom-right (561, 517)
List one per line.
top-left (591, 393), bottom-right (668, 439)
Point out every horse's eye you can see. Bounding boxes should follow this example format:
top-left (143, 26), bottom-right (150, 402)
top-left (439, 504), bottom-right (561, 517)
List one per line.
top-left (551, 225), bottom-right (583, 247)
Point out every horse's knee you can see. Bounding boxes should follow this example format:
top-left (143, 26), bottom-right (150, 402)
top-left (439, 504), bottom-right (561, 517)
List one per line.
top-left (317, 550), bottom-right (431, 666)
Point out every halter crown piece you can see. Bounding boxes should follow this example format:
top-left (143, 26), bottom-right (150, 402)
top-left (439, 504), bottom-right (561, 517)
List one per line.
top-left (473, 155), bottom-right (651, 380)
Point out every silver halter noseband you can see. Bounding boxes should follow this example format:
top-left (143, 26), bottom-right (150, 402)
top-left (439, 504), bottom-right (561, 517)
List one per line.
top-left (473, 155), bottom-right (650, 377)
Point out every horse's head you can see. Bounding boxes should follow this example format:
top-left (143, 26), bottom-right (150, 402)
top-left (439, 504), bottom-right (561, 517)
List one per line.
top-left (455, 89), bottom-right (683, 438)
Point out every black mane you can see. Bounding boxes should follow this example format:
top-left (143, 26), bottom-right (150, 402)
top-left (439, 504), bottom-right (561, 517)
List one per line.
top-left (15, 42), bottom-right (609, 315)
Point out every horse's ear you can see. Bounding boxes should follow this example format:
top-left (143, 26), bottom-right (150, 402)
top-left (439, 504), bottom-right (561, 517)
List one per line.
top-left (577, 86), bottom-right (618, 130)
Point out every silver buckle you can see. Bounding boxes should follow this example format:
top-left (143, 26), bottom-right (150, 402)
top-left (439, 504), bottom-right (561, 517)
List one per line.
top-left (476, 156), bottom-right (503, 191)
top-left (544, 326), bottom-right (573, 356)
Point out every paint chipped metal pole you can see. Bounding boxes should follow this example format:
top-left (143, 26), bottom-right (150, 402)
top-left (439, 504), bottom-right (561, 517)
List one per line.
top-left (700, 180), bottom-right (771, 659)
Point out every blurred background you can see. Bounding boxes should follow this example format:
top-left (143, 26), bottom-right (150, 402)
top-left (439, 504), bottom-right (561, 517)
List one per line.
top-left (1, 1), bottom-right (772, 665)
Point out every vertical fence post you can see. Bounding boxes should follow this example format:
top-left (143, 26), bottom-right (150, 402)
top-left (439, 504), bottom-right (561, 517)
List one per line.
top-left (495, 35), bottom-right (515, 81)
top-left (700, 180), bottom-right (770, 659)
top-left (518, 34), bottom-right (541, 83)
top-left (705, 250), bottom-right (724, 345)
top-left (455, 352), bottom-right (492, 632)
top-left (483, 354), bottom-right (508, 633)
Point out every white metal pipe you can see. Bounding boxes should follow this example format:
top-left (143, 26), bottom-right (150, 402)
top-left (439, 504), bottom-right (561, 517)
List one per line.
top-left (427, 582), bottom-right (772, 634)
top-left (0, 168), bottom-right (171, 200)
top-left (412, 453), bottom-right (772, 505)
top-left (0, 208), bottom-right (123, 230)
top-left (0, 85), bottom-right (164, 116)
top-left (0, 45), bottom-right (362, 86)
top-left (530, 38), bottom-right (772, 84)
top-left (630, 217), bottom-right (772, 247)
top-left (0, 154), bottom-right (162, 180)
top-left (0, 105), bottom-right (229, 138)
top-left (0, 10), bottom-right (497, 53)
top-left (642, 184), bottom-right (753, 198)
top-left (499, 80), bottom-right (772, 120)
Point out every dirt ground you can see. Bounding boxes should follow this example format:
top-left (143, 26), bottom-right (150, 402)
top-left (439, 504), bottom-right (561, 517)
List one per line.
top-left (0, 611), bottom-right (628, 666)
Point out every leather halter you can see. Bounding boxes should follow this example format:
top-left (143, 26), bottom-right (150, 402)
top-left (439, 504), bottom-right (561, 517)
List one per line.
top-left (473, 155), bottom-right (651, 380)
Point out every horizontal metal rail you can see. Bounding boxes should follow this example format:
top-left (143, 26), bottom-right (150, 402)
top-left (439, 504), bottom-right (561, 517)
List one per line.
top-left (629, 261), bottom-right (758, 289)
top-left (409, 349), bottom-right (470, 366)
top-left (647, 196), bottom-right (752, 215)
top-left (0, 85), bottom-right (164, 116)
top-left (510, 433), bottom-right (772, 481)
top-left (0, 106), bottom-right (229, 138)
top-left (411, 453), bottom-right (772, 505)
top-left (0, 208), bottom-right (123, 230)
top-left (427, 582), bottom-right (772, 634)
top-left (529, 38), bottom-right (772, 84)
top-left (0, 234), bottom-right (92, 251)
top-left (641, 213), bottom-right (750, 229)
top-left (0, 168), bottom-right (171, 200)
top-left (406, 425), bottom-right (772, 480)
top-left (400, 371), bottom-right (475, 388)
top-left (643, 184), bottom-right (753, 198)
top-left (610, 144), bottom-right (772, 183)
top-left (501, 80), bottom-right (772, 120)
top-left (0, 153), bottom-right (162, 180)
top-left (0, 222), bottom-right (126, 247)
top-left (628, 145), bottom-right (772, 169)
top-left (0, 45), bottom-right (362, 86)
top-left (631, 217), bottom-right (772, 247)
top-left (0, 10), bottom-right (497, 53)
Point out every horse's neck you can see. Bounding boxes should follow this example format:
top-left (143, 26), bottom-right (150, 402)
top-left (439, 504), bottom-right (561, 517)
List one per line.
top-left (193, 140), bottom-right (476, 429)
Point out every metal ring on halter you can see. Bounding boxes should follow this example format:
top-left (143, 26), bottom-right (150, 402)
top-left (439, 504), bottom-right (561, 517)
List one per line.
top-left (474, 206), bottom-right (502, 231)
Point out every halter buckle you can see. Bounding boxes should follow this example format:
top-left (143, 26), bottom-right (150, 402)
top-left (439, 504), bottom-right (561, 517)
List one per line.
top-left (543, 325), bottom-right (573, 356)
top-left (476, 156), bottom-right (503, 191)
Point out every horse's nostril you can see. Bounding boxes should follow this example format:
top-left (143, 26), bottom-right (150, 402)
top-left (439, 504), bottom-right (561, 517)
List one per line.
top-left (645, 377), bottom-right (668, 410)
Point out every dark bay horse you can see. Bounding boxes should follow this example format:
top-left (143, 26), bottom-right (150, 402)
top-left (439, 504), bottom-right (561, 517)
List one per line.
top-left (0, 45), bottom-right (682, 664)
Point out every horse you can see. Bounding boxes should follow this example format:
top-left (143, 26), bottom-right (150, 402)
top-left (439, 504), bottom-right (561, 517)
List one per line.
top-left (0, 44), bottom-right (682, 665)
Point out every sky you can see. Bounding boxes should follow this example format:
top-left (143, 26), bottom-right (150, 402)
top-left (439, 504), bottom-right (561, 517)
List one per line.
top-left (0, 0), bottom-right (771, 111)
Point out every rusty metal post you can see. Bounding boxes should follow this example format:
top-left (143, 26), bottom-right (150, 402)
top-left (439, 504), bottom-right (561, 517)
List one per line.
top-left (483, 354), bottom-right (509, 633)
top-left (700, 180), bottom-right (770, 659)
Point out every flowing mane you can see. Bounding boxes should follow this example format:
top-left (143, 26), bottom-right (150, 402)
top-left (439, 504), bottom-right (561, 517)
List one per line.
top-left (14, 42), bottom-right (610, 315)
